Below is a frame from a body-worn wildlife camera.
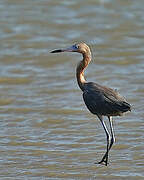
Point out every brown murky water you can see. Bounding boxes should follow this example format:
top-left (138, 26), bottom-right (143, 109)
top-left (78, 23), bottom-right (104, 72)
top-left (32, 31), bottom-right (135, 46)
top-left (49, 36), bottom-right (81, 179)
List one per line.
top-left (0, 0), bottom-right (144, 179)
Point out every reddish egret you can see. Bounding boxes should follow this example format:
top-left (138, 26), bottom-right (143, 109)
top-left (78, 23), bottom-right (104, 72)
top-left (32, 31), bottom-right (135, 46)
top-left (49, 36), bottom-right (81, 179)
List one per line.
top-left (50, 42), bottom-right (131, 166)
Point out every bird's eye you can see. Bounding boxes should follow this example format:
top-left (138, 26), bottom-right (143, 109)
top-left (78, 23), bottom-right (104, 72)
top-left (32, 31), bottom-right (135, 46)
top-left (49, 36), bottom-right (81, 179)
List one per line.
top-left (75, 44), bottom-right (79, 49)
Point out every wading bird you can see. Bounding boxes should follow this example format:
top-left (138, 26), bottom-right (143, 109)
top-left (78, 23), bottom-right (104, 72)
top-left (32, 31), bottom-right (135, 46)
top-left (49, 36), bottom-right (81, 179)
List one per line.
top-left (50, 42), bottom-right (131, 166)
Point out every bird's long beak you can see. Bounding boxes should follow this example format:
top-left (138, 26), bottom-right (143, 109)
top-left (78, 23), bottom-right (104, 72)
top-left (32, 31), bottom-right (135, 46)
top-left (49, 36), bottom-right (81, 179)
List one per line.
top-left (50, 45), bottom-right (76, 53)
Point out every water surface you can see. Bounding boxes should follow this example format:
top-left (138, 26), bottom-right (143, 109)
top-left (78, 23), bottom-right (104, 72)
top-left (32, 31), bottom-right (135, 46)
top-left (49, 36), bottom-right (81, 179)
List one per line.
top-left (0, 0), bottom-right (144, 179)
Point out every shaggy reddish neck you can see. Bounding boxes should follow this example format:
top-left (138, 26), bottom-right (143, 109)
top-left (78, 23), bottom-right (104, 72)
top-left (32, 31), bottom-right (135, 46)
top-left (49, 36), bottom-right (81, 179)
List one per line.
top-left (76, 51), bottom-right (91, 91)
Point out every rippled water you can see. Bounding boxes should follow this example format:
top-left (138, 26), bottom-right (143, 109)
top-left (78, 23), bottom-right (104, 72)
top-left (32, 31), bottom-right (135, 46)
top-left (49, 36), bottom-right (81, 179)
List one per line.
top-left (0, 0), bottom-right (144, 179)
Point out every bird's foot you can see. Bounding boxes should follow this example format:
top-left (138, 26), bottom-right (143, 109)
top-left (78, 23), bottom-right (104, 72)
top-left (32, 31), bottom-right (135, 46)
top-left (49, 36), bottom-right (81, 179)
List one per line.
top-left (95, 159), bottom-right (109, 166)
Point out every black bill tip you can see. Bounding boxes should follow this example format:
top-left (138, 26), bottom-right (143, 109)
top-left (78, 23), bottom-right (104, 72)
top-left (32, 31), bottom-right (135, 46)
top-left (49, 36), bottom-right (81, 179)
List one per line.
top-left (50, 49), bottom-right (62, 53)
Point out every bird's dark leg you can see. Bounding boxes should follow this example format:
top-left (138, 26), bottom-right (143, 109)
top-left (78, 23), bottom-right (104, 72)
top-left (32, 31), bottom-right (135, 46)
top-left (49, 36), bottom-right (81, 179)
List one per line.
top-left (97, 115), bottom-right (111, 166)
top-left (98, 116), bottom-right (115, 164)
top-left (108, 116), bottom-right (115, 151)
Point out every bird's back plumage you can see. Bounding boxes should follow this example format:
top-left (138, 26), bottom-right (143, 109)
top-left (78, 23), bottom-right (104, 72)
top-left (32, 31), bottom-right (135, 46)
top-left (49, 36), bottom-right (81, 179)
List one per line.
top-left (83, 82), bottom-right (131, 116)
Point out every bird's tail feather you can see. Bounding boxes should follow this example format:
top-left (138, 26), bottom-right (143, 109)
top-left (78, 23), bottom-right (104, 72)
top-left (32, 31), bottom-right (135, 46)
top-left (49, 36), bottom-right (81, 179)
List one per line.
top-left (116, 101), bottom-right (131, 113)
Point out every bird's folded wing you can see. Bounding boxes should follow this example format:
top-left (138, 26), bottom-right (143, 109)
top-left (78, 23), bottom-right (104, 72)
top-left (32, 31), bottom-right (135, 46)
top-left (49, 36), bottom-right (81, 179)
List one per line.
top-left (83, 90), bottom-right (131, 116)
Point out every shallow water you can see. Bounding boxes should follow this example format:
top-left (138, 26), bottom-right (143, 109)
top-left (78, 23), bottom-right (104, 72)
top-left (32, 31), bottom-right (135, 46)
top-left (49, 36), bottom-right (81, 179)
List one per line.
top-left (0, 0), bottom-right (144, 179)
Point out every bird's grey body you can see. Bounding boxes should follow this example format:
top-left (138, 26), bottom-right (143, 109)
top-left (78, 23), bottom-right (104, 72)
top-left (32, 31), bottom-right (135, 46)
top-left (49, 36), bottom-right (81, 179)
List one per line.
top-left (83, 82), bottom-right (131, 116)
top-left (50, 42), bottom-right (131, 166)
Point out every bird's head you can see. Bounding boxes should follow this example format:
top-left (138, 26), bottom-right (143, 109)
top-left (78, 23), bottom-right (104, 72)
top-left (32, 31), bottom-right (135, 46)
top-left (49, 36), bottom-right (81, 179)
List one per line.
top-left (50, 42), bottom-right (91, 54)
